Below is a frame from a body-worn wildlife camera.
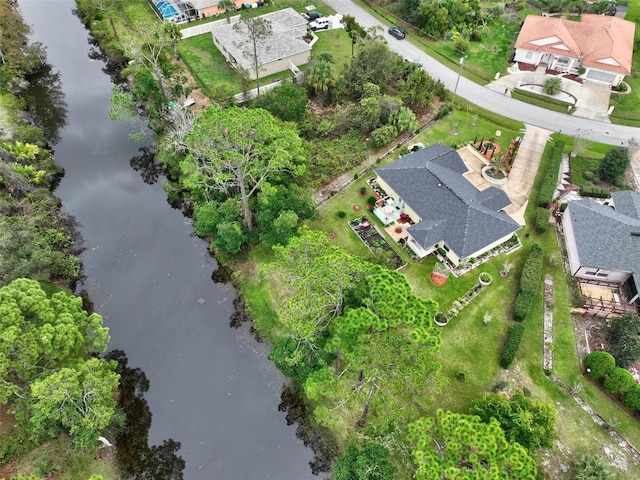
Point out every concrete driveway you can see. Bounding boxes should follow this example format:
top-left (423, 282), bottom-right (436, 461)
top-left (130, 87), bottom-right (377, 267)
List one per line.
top-left (322, 0), bottom-right (640, 146)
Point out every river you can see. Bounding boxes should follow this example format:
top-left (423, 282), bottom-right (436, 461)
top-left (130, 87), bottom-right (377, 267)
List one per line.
top-left (18, 1), bottom-right (316, 478)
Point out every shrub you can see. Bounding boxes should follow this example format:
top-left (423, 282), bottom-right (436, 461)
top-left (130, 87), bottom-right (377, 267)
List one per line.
top-left (435, 106), bottom-right (451, 120)
top-left (603, 367), bottom-right (636, 396)
top-left (367, 196), bottom-right (377, 206)
top-left (583, 351), bottom-right (616, 381)
top-left (622, 384), bottom-right (640, 412)
top-left (607, 313), bottom-right (640, 368)
top-left (337, 211), bottom-right (347, 219)
top-left (512, 244), bottom-right (543, 321)
top-left (455, 371), bottom-right (466, 382)
top-left (537, 141), bottom-right (564, 207)
top-left (535, 207), bottom-right (550, 233)
top-left (353, 172), bottom-right (359, 180)
top-left (543, 77), bottom-right (563, 95)
top-left (580, 185), bottom-right (593, 196)
top-left (583, 170), bottom-right (595, 180)
top-left (613, 178), bottom-right (625, 188)
top-left (360, 186), bottom-right (367, 195)
top-left (592, 176), bottom-right (601, 185)
top-left (369, 125), bottom-right (398, 149)
top-left (598, 147), bottom-right (630, 182)
top-left (500, 324), bottom-right (525, 368)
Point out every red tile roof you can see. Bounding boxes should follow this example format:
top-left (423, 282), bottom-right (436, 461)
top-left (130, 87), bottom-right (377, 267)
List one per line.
top-left (515, 14), bottom-right (635, 74)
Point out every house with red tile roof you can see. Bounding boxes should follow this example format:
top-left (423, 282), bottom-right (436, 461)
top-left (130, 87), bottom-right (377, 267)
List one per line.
top-left (513, 14), bottom-right (635, 86)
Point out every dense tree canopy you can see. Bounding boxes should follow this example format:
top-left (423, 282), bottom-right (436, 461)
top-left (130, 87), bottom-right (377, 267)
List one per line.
top-left (471, 389), bottom-right (557, 450)
top-left (598, 146), bottom-right (630, 182)
top-left (333, 442), bottom-right (396, 480)
top-left (0, 279), bottom-right (117, 449)
top-left (408, 410), bottom-right (538, 479)
top-left (179, 106), bottom-right (306, 232)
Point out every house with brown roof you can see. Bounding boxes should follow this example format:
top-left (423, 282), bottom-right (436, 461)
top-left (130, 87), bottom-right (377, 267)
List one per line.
top-left (513, 14), bottom-right (635, 86)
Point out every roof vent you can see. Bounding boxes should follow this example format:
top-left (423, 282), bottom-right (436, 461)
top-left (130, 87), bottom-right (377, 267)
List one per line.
top-left (437, 183), bottom-right (442, 187)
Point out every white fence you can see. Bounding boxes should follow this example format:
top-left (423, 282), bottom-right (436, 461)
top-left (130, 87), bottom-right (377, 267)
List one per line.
top-left (180, 16), bottom-right (240, 39)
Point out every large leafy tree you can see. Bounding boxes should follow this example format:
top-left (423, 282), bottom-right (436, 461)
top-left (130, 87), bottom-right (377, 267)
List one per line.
top-left (0, 279), bottom-right (117, 449)
top-left (607, 313), bottom-right (640, 368)
top-left (598, 146), bottom-right (630, 181)
top-left (470, 389), bottom-right (557, 450)
top-left (29, 357), bottom-right (120, 449)
top-left (179, 106), bottom-right (306, 231)
top-left (408, 410), bottom-right (538, 479)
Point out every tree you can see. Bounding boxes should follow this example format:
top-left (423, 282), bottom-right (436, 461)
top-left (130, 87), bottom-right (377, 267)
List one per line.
top-left (180, 106), bottom-right (306, 231)
top-left (416, 3), bottom-right (449, 39)
top-left (583, 351), bottom-right (616, 381)
top-left (408, 410), bottom-right (537, 479)
top-left (607, 313), bottom-right (640, 368)
top-left (341, 15), bottom-right (367, 57)
top-left (0, 278), bottom-right (110, 404)
top-left (470, 389), bottom-right (557, 450)
top-left (333, 442), bottom-right (397, 479)
top-left (29, 357), bottom-right (120, 449)
top-left (622, 383), bottom-right (640, 411)
top-left (233, 15), bottom-right (272, 97)
top-left (543, 77), bottom-right (563, 95)
top-left (306, 59), bottom-right (338, 100)
top-left (218, 0), bottom-right (236, 23)
top-left (117, 20), bottom-right (177, 104)
top-left (163, 21), bottom-right (182, 59)
top-left (598, 146), bottom-right (630, 182)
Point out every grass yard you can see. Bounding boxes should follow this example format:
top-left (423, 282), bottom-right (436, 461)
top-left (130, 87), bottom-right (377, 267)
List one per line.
top-left (569, 155), bottom-right (603, 188)
top-left (177, 34), bottom-right (241, 95)
top-left (312, 28), bottom-right (355, 76)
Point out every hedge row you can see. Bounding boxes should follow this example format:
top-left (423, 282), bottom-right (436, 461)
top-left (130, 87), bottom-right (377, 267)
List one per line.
top-left (513, 244), bottom-right (544, 321)
top-left (500, 324), bottom-right (525, 368)
top-left (537, 140), bottom-right (565, 208)
top-left (535, 207), bottom-right (550, 233)
top-left (580, 185), bottom-right (610, 198)
top-left (584, 351), bottom-right (640, 410)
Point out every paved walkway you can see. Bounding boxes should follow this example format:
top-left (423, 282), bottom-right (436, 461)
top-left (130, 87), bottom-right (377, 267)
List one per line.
top-left (502, 125), bottom-right (553, 225)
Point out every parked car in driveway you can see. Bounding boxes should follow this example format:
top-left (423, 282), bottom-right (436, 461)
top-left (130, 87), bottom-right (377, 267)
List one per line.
top-left (309, 18), bottom-right (331, 31)
top-left (388, 26), bottom-right (406, 39)
top-left (305, 11), bottom-right (324, 22)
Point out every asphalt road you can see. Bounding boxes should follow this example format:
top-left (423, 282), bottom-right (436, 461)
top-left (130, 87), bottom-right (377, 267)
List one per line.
top-left (324, 0), bottom-right (639, 146)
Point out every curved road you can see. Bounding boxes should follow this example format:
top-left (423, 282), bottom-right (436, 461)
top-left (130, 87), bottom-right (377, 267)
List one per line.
top-left (325, 0), bottom-right (639, 146)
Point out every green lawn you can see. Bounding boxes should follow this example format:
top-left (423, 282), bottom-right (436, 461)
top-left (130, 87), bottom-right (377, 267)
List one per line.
top-left (178, 33), bottom-right (241, 95)
top-left (569, 155), bottom-right (603, 188)
top-left (312, 28), bottom-right (355, 76)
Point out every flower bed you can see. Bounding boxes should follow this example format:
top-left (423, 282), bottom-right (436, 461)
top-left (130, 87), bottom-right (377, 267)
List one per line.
top-left (349, 216), bottom-right (406, 270)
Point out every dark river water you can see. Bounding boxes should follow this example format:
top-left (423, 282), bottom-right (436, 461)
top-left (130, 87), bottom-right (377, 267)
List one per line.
top-left (19, 1), bottom-right (315, 478)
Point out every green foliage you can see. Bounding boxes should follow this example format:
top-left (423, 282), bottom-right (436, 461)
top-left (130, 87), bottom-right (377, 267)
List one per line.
top-left (583, 170), bottom-right (595, 180)
top-left (333, 442), bottom-right (397, 480)
top-left (253, 84), bottom-right (308, 123)
top-left (370, 125), bottom-right (398, 149)
top-left (537, 140), bottom-right (564, 207)
top-left (576, 455), bottom-right (616, 480)
top-left (543, 77), bottom-right (563, 95)
top-left (583, 351), bottom-right (616, 381)
top-left (471, 389), bottom-right (557, 450)
top-left (408, 410), bottom-right (537, 479)
top-left (500, 323), bottom-right (525, 368)
top-left (512, 244), bottom-right (543, 321)
top-left (535, 207), bottom-right (550, 234)
top-left (622, 383), bottom-right (640, 412)
top-left (598, 147), bottom-right (630, 182)
top-left (0, 279), bottom-right (116, 449)
top-left (592, 176), bottom-right (601, 185)
top-left (607, 313), bottom-right (640, 368)
top-left (602, 367), bottom-right (636, 396)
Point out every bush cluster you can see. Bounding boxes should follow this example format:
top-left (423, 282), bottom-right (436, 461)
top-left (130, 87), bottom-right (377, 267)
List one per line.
top-left (500, 324), bottom-right (525, 368)
top-left (580, 185), bottom-right (610, 198)
top-left (584, 351), bottom-right (640, 408)
top-left (583, 170), bottom-right (595, 181)
top-left (537, 140), bottom-right (564, 208)
top-left (512, 244), bottom-right (543, 321)
top-left (535, 207), bottom-right (550, 234)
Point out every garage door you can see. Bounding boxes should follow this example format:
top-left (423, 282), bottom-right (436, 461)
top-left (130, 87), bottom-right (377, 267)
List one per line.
top-left (584, 70), bottom-right (617, 84)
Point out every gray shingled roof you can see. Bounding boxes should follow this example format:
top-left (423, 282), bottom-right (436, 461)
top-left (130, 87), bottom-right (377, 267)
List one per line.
top-left (567, 194), bottom-right (640, 283)
top-left (211, 8), bottom-right (310, 71)
top-left (376, 144), bottom-right (520, 258)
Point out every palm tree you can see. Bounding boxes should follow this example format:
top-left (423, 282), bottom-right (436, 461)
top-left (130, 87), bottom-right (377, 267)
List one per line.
top-left (306, 60), bottom-right (337, 100)
top-left (543, 77), bottom-right (563, 96)
top-left (576, 455), bottom-right (615, 480)
top-left (163, 21), bottom-right (182, 59)
top-left (218, 0), bottom-right (236, 24)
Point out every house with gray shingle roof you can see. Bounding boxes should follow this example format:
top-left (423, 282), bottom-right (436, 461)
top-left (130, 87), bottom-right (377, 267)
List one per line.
top-left (373, 144), bottom-right (521, 266)
top-left (211, 7), bottom-right (310, 80)
top-left (563, 191), bottom-right (640, 315)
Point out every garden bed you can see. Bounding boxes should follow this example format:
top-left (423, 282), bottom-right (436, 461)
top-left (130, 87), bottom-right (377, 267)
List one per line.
top-left (349, 216), bottom-right (406, 270)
